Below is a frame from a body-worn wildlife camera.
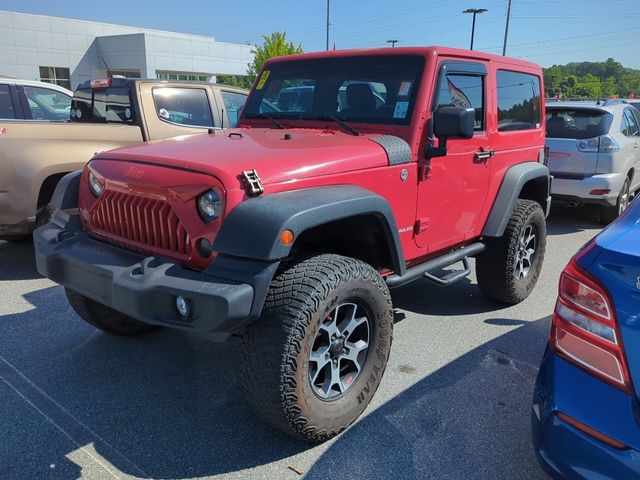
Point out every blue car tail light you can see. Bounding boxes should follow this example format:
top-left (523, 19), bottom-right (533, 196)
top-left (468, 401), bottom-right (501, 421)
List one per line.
top-left (550, 250), bottom-right (632, 394)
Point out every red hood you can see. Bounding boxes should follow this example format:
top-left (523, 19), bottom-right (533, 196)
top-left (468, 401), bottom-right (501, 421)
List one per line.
top-left (94, 128), bottom-right (390, 188)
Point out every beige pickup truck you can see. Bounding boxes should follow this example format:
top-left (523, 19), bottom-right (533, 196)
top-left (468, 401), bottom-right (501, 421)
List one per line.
top-left (0, 77), bottom-right (248, 240)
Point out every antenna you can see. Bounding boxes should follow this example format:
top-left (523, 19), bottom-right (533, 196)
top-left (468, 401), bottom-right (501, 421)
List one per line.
top-left (100, 56), bottom-right (112, 77)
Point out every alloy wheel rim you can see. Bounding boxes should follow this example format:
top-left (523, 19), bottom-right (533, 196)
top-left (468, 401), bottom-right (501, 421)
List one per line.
top-left (308, 302), bottom-right (370, 400)
top-left (515, 225), bottom-right (536, 280)
top-left (619, 182), bottom-right (630, 215)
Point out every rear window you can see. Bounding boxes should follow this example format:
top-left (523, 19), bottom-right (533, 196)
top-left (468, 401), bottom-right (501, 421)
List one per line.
top-left (0, 85), bottom-right (16, 119)
top-left (546, 108), bottom-right (613, 139)
top-left (71, 86), bottom-right (134, 123)
top-left (497, 70), bottom-right (542, 132)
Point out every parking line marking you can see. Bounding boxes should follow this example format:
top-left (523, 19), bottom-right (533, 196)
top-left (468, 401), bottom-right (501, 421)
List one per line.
top-left (0, 354), bottom-right (150, 479)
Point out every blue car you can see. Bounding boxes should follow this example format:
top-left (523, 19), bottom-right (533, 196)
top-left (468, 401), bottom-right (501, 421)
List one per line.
top-left (532, 198), bottom-right (640, 479)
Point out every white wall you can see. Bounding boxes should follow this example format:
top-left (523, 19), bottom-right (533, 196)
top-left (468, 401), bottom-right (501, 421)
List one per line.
top-left (0, 10), bottom-right (253, 88)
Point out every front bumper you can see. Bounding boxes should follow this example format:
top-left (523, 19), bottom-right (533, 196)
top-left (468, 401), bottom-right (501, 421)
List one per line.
top-left (532, 348), bottom-right (640, 479)
top-left (34, 219), bottom-right (256, 334)
top-left (550, 173), bottom-right (627, 206)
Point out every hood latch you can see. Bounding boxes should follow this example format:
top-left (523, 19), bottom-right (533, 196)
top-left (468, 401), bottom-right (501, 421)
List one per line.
top-left (242, 169), bottom-right (264, 197)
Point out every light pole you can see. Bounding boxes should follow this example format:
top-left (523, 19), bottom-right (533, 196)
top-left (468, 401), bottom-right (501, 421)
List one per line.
top-left (326, 0), bottom-right (330, 51)
top-left (463, 8), bottom-right (487, 50)
top-left (387, 39), bottom-right (400, 48)
top-left (502, 0), bottom-right (512, 55)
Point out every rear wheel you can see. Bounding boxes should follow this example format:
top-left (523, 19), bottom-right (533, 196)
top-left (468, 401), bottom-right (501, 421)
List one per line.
top-left (65, 288), bottom-right (157, 336)
top-left (239, 254), bottom-right (393, 442)
top-left (476, 199), bottom-right (546, 304)
top-left (601, 177), bottom-right (630, 224)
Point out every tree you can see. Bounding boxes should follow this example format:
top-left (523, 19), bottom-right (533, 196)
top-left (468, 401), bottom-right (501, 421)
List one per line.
top-left (216, 75), bottom-right (252, 90)
top-left (247, 32), bottom-right (303, 83)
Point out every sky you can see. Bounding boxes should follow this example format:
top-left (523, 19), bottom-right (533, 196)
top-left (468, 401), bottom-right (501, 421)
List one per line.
top-left (3, 0), bottom-right (640, 69)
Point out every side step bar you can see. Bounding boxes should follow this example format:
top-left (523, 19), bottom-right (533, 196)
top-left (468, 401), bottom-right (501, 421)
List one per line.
top-left (385, 242), bottom-right (486, 289)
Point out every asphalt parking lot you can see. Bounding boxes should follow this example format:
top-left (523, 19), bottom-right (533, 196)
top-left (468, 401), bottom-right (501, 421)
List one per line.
top-left (0, 206), bottom-right (604, 480)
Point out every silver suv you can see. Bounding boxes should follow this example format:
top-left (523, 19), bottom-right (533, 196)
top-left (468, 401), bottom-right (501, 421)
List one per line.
top-left (546, 102), bottom-right (640, 223)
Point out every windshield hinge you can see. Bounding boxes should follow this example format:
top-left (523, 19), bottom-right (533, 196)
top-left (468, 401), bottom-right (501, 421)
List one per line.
top-left (242, 169), bottom-right (264, 197)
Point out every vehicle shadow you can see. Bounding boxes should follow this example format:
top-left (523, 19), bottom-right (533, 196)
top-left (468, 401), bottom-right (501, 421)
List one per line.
top-left (392, 273), bottom-right (505, 317)
top-left (0, 286), bottom-right (306, 479)
top-left (305, 315), bottom-right (552, 480)
top-left (0, 284), bottom-right (552, 480)
top-left (546, 204), bottom-right (603, 236)
top-left (0, 239), bottom-right (41, 281)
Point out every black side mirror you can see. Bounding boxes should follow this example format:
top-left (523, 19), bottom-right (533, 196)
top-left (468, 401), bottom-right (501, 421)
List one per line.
top-left (433, 107), bottom-right (475, 139)
top-left (425, 107), bottom-right (476, 159)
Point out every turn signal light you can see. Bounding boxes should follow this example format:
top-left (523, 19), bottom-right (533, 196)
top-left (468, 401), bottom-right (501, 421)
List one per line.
top-left (280, 229), bottom-right (294, 246)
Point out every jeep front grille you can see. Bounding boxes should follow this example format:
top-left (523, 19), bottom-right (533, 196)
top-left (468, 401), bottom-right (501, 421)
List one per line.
top-left (89, 190), bottom-right (191, 258)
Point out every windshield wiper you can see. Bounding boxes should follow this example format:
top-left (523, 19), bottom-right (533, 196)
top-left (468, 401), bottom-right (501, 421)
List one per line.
top-left (313, 114), bottom-right (359, 136)
top-left (248, 113), bottom-right (285, 129)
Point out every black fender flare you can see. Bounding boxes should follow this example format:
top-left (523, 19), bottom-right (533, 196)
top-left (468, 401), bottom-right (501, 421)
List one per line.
top-left (213, 185), bottom-right (406, 275)
top-left (482, 162), bottom-right (551, 237)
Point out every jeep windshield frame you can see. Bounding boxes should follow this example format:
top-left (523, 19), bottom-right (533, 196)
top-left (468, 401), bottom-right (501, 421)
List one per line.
top-left (243, 55), bottom-right (425, 126)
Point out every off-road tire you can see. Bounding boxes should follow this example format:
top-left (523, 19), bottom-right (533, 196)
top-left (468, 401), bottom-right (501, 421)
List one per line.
top-left (601, 177), bottom-right (630, 224)
top-left (239, 254), bottom-right (393, 443)
top-left (476, 199), bottom-right (546, 305)
top-left (65, 288), bottom-right (157, 336)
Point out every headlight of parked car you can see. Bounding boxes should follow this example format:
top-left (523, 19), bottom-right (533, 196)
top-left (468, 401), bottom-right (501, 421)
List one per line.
top-left (197, 188), bottom-right (223, 223)
top-left (88, 171), bottom-right (104, 197)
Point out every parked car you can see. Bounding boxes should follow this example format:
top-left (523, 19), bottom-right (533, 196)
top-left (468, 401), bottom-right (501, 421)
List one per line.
top-left (621, 98), bottom-right (640, 112)
top-left (0, 77), bottom-right (72, 122)
top-left (546, 101), bottom-right (640, 223)
top-left (0, 77), bottom-right (248, 240)
top-left (532, 195), bottom-right (640, 479)
top-left (34, 46), bottom-right (550, 441)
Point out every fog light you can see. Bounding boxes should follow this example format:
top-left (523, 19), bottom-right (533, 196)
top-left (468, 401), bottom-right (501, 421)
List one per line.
top-left (176, 296), bottom-right (189, 318)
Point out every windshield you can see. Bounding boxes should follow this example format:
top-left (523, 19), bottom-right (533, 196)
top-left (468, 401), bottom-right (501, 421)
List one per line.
top-left (71, 86), bottom-right (135, 123)
top-left (546, 108), bottom-right (613, 139)
top-left (244, 55), bottom-right (425, 125)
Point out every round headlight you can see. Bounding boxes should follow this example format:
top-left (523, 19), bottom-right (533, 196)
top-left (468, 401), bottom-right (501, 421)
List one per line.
top-left (88, 171), bottom-right (104, 197)
top-left (197, 189), bottom-right (222, 223)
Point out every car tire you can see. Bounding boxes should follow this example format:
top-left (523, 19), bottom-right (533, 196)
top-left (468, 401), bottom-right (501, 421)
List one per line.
top-left (476, 199), bottom-right (546, 305)
top-left (601, 177), bottom-right (630, 224)
top-left (239, 254), bottom-right (393, 442)
top-left (65, 288), bottom-right (157, 336)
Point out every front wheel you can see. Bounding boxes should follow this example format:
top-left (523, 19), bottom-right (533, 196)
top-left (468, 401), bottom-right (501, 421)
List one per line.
top-left (239, 254), bottom-right (394, 442)
top-left (476, 199), bottom-right (546, 305)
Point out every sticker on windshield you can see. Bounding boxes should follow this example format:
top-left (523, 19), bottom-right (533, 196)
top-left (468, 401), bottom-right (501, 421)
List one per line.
top-left (398, 81), bottom-right (412, 97)
top-left (393, 101), bottom-right (409, 119)
top-left (256, 70), bottom-right (270, 90)
top-left (125, 107), bottom-right (131, 119)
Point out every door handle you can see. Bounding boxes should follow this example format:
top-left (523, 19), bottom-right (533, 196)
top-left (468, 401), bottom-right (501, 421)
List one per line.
top-left (475, 150), bottom-right (494, 162)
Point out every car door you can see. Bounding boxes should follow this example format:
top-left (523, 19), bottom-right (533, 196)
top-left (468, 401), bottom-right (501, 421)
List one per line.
top-left (219, 90), bottom-right (248, 128)
top-left (414, 61), bottom-right (491, 251)
top-left (627, 108), bottom-right (640, 189)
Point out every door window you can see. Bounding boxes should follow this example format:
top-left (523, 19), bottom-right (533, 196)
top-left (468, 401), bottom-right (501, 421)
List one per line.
top-left (152, 87), bottom-right (214, 128)
top-left (0, 85), bottom-right (16, 119)
top-left (435, 74), bottom-right (484, 131)
top-left (220, 90), bottom-right (248, 127)
top-left (23, 86), bottom-right (71, 121)
top-left (622, 109), bottom-right (639, 137)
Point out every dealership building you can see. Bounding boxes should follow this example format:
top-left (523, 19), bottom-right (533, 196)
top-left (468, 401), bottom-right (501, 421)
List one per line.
top-left (0, 10), bottom-right (253, 90)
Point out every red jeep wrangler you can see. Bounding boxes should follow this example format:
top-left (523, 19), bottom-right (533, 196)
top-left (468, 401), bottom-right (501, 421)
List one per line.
top-left (35, 47), bottom-right (550, 442)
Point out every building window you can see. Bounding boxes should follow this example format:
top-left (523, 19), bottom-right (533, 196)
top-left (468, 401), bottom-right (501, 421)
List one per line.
top-left (39, 67), bottom-right (71, 90)
top-left (156, 71), bottom-right (208, 82)
top-left (108, 70), bottom-right (141, 78)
